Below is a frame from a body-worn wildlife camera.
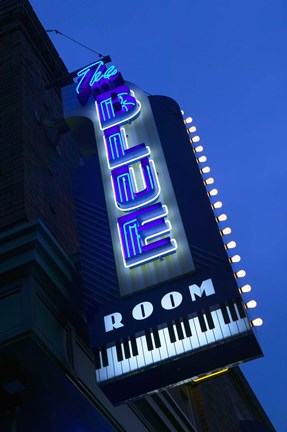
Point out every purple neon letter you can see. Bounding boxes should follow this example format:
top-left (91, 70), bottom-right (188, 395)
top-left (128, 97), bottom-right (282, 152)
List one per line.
top-left (104, 126), bottom-right (150, 169)
top-left (112, 157), bottom-right (160, 211)
top-left (96, 86), bottom-right (141, 130)
top-left (117, 203), bottom-right (177, 268)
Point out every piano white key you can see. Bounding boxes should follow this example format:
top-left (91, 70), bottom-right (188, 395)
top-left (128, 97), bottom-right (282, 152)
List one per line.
top-left (127, 341), bottom-right (139, 372)
top-left (187, 317), bottom-right (201, 349)
top-left (106, 347), bottom-right (116, 380)
top-left (202, 314), bottom-right (216, 344)
top-left (193, 316), bottom-right (208, 347)
top-left (215, 309), bottom-right (232, 338)
top-left (120, 342), bottom-right (132, 374)
top-left (111, 345), bottom-right (123, 378)
top-left (134, 336), bottom-right (146, 369)
top-left (98, 351), bottom-right (109, 382)
top-left (234, 304), bottom-right (250, 333)
top-left (139, 334), bottom-right (154, 366)
top-left (150, 332), bottom-right (163, 365)
top-left (157, 328), bottom-right (170, 361)
top-left (172, 324), bottom-right (185, 355)
top-left (97, 366), bottom-right (107, 383)
top-left (234, 317), bottom-right (249, 335)
top-left (162, 327), bottom-right (177, 358)
top-left (210, 310), bottom-right (225, 342)
top-left (180, 321), bottom-right (193, 353)
top-left (226, 307), bottom-right (240, 336)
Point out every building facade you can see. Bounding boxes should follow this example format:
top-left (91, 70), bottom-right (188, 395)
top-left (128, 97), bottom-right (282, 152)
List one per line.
top-left (0, 1), bottom-right (275, 431)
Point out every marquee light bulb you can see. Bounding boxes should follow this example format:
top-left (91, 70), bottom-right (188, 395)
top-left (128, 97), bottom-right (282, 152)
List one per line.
top-left (200, 166), bottom-right (211, 174)
top-left (197, 155), bottom-right (207, 163)
top-left (192, 135), bottom-right (200, 143)
top-left (229, 254), bottom-right (241, 263)
top-left (251, 318), bottom-right (263, 327)
top-left (194, 145), bottom-right (204, 153)
top-left (188, 126), bottom-right (197, 133)
top-left (235, 269), bottom-right (246, 278)
top-left (204, 177), bottom-right (214, 185)
top-left (225, 240), bottom-right (236, 249)
top-left (212, 201), bottom-right (222, 209)
top-left (185, 116), bottom-right (193, 124)
top-left (181, 109), bottom-right (184, 115)
top-left (245, 300), bottom-right (257, 309)
top-left (208, 188), bottom-right (218, 197)
top-left (216, 213), bottom-right (227, 222)
top-left (221, 227), bottom-right (232, 235)
top-left (239, 284), bottom-right (252, 293)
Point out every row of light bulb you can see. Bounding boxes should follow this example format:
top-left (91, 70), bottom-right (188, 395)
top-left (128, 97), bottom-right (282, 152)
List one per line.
top-left (184, 114), bottom-right (263, 328)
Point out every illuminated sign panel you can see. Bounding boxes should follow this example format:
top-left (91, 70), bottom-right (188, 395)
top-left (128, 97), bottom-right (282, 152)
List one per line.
top-left (67, 61), bottom-right (195, 295)
top-left (63, 59), bottom-right (262, 405)
top-left (94, 82), bottom-right (187, 274)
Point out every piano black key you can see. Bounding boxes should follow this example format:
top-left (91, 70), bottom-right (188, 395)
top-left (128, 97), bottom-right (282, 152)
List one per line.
top-left (228, 301), bottom-right (238, 321)
top-left (221, 304), bottom-right (231, 324)
top-left (101, 346), bottom-right (109, 367)
top-left (167, 322), bottom-right (176, 343)
top-left (145, 329), bottom-right (154, 351)
top-left (153, 327), bottom-right (161, 348)
top-left (198, 312), bottom-right (207, 332)
top-left (116, 341), bottom-right (123, 362)
top-left (130, 335), bottom-right (139, 356)
top-left (205, 309), bottom-right (215, 329)
top-left (182, 317), bottom-right (192, 337)
top-left (235, 298), bottom-right (246, 318)
top-left (175, 320), bottom-right (184, 340)
top-left (123, 339), bottom-right (131, 359)
top-left (94, 348), bottom-right (101, 370)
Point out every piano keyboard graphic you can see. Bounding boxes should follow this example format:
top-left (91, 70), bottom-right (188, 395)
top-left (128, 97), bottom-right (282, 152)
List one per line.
top-left (95, 299), bottom-right (250, 383)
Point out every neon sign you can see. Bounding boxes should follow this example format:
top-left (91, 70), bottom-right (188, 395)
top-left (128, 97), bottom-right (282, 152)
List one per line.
top-left (64, 60), bottom-right (262, 403)
top-left (76, 60), bottom-right (123, 106)
top-left (76, 61), bottom-right (118, 94)
top-left (77, 62), bottom-right (177, 268)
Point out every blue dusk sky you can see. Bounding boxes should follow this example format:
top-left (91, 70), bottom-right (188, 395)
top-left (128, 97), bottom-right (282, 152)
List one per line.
top-left (30, 1), bottom-right (286, 430)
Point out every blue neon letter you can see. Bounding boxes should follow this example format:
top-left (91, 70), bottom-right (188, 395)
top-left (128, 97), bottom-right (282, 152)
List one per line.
top-left (117, 203), bottom-right (177, 268)
top-left (112, 157), bottom-right (160, 211)
top-left (96, 86), bottom-right (141, 130)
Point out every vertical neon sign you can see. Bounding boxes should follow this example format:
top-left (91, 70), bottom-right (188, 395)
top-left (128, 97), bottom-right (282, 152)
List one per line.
top-left (77, 61), bottom-right (177, 268)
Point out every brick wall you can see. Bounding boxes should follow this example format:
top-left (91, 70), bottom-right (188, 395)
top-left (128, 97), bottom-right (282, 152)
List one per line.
top-left (0, 0), bottom-right (81, 255)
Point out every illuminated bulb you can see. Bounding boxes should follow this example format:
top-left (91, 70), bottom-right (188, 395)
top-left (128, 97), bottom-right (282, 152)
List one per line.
top-left (188, 126), bottom-right (197, 133)
top-left (212, 201), bottom-right (222, 209)
top-left (245, 300), bottom-right (257, 309)
top-left (221, 227), bottom-right (232, 235)
top-left (229, 254), bottom-right (241, 263)
top-left (204, 177), bottom-right (214, 185)
top-left (200, 166), bottom-right (211, 174)
top-left (225, 240), bottom-right (236, 249)
top-left (240, 284), bottom-right (251, 293)
top-left (197, 155), bottom-right (207, 163)
top-left (192, 135), bottom-right (200, 143)
top-left (216, 213), bottom-right (227, 222)
top-left (251, 318), bottom-right (263, 327)
top-left (181, 109), bottom-right (184, 115)
top-left (235, 269), bottom-right (246, 278)
top-left (208, 188), bottom-right (218, 197)
top-left (194, 145), bottom-right (204, 153)
top-left (185, 116), bottom-right (193, 124)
